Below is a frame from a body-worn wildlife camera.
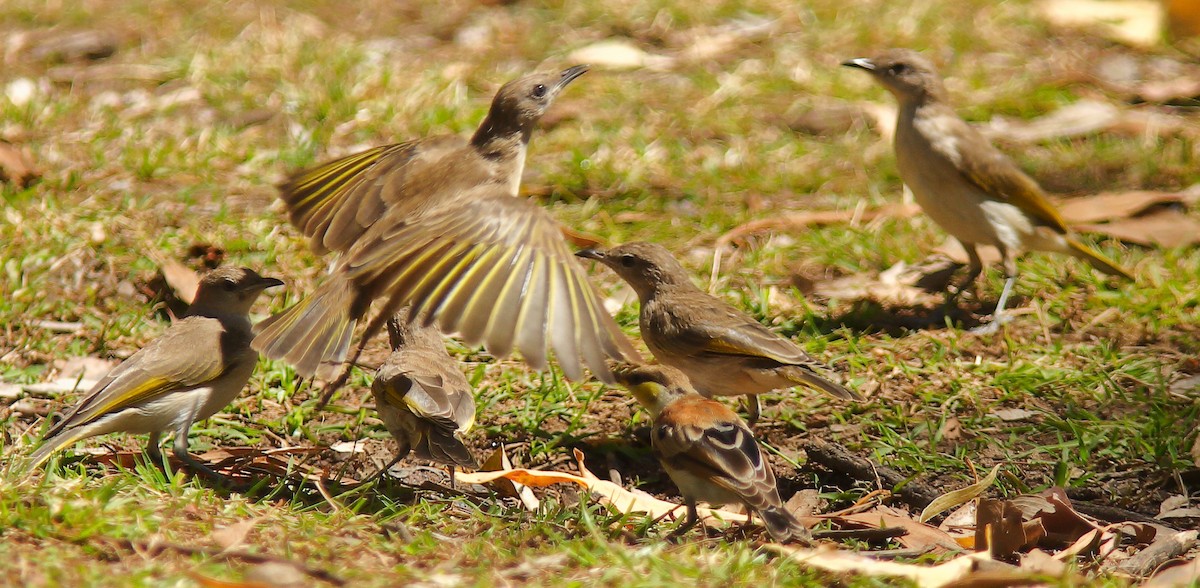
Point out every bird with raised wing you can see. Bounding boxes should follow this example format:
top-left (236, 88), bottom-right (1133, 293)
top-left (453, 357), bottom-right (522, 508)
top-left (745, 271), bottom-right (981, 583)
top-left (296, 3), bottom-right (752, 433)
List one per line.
top-left (578, 242), bottom-right (859, 423)
top-left (24, 267), bottom-right (282, 476)
top-left (612, 362), bottom-right (812, 543)
top-left (842, 49), bottom-right (1133, 332)
top-left (253, 66), bottom-right (640, 389)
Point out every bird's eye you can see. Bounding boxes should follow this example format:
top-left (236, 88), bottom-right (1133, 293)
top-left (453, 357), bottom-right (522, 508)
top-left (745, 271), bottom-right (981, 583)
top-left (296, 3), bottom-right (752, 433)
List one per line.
top-left (889, 63), bottom-right (909, 75)
top-left (620, 255), bottom-right (636, 268)
top-left (223, 280), bottom-right (237, 291)
top-left (531, 84), bottom-right (547, 99)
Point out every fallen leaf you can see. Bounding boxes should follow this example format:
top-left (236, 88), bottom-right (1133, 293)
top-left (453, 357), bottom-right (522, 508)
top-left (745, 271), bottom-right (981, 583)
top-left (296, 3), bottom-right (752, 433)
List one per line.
top-left (1159, 495), bottom-right (1190, 515)
top-left (983, 99), bottom-right (1120, 144)
top-left (788, 103), bottom-right (874, 136)
top-left (920, 465), bottom-right (1001, 523)
top-left (1019, 548), bottom-right (1068, 576)
top-left (828, 507), bottom-right (964, 553)
top-left (22, 377), bottom-right (99, 397)
top-left (212, 519), bottom-right (258, 552)
top-left (715, 203), bottom-right (920, 250)
top-left (1133, 77), bottom-right (1200, 105)
top-left (158, 258), bottom-right (201, 305)
top-left (0, 141), bottom-right (39, 188)
top-left (1144, 555), bottom-right (1200, 587)
top-left (24, 29), bottom-right (118, 62)
top-left (567, 39), bottom-right (673, 71)
top-left (329, 440), bottom-right (366, 454)
top-left (812, 259), bottom-right (946, 307)
top-left (1056, 190), bottom-right (1195, 224)
top-left (976, 498), bottom-right (1045, 558)
top-left (938, 417), bottom-right (962, 442)
top-left (54, 356), bottom-right (117, 380)
top-left (990, 408), bottom-right (1038, 422)
top-left (1037, 0), bottom-right (1163, 47)
top-left (477, 446), bottom-right (540, 512)
top-left (1074, 208), bottom-right (1200, 248)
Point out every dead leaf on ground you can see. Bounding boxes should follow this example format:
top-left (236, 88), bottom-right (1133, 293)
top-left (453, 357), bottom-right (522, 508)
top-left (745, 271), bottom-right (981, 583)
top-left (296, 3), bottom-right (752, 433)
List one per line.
top-left (54, 356), bottom-right (117, 381)
top-left (1037, 0), bottom-right (1163, 47)
top-left (1075, 208), bottom-right (1200, 248)
top-left (1133, 77), bottom-right (1200, 105)
top-left (767, 546), bottom-right (1035, 588)
top-left (21, 29), bottom-right (119, 62)
top-left (826, 506), bottom-right (964, 553)
top-left (212, 519), bottom-right (259, 552)
top-left (983, 99), bottom-right (1120, 144)
top-left (567, 39), bottom-right (673, 71)
top-left (1056, 190), bottom-right (1199, 224)
top-left (812, 259), bottom-right (948, 307)
top-left (1144, 554), bottom-right (1200, 587)
top-left (714, 203), bottom-right (920, 250)
top-left (787, 103), bottom-right (875, 136)
top-left (920, 465), bottom-right (1001, 523)
top-left (975, 498), bottom-right (1045, 558)
top-left (0, 141), bottom-right (40, 188)
top-left (477, 446), bottom-right (540, 512)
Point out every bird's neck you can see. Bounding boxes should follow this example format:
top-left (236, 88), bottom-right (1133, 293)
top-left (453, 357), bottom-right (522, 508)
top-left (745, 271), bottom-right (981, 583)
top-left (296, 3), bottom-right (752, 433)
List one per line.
top-left (471, 111), bottom-right (532, 160)
top-left (184, 303), bottom-right (251, 329)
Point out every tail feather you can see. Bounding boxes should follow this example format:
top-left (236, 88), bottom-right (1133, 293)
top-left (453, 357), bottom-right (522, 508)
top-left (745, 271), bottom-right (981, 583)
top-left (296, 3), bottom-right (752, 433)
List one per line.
top-left (22, 426), bottom-right (93, 477)
top-left (253, 277), bottom-right (357, 378)
top-left (782, 365), bottom-right (863, 402)
top-left (418, 429), bottom-right (478, 469)
top-left (1067, 237), bottom-right (1135, 281)
top-left (760, 506), bottom-right (813, 545)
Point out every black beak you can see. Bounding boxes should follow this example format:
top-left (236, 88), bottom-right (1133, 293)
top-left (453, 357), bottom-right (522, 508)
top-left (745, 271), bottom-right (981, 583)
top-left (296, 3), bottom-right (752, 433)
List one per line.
top-left (254, 276), bottom-right (285, 290)
top-left (556, 65), bottom-right (589, 90)
top-left (841, 57), bottom-right (876, 71)
top-left (575, 248), bottom-right (605, 261)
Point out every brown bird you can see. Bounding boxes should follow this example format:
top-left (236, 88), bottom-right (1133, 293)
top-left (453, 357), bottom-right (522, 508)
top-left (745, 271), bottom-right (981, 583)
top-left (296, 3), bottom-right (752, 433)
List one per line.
top-left (843, 49), bottom-right (1133, 332)
top-left (371, 307), bottom-right (478, 480)
top-left (578, 242), bottom-right (859, 423)
top-left (253, 66), bottom-right (640, 387)
top-left (24, 267), bottom-right (282, 477)
top-left (612, 362), bottom-right (812, 543)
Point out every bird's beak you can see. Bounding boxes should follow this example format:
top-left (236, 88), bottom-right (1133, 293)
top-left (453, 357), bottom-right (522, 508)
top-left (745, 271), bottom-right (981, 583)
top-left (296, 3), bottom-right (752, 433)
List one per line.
top-left (575, 248), bottom-right (605, 261)
top-left (251, 276), bottom-right (285, 291)
top-left (556, 65), bottom-right (589, 90)
top-left (841, 57), bottom-right (876, 71)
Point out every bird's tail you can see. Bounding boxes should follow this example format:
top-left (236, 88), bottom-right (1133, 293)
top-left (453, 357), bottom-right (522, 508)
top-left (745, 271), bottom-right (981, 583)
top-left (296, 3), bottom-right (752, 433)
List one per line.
top-left (1066, 237), bottom-right (1134, 281)
top-left (418, 427), bottom-right (479, 470)
top-left (252, 276), bottom-right (357, 378)
top-left (20, 426), bottom-right (93, 477)
top-left (759, 506), bottom-right (813, 545)
top-left (782, 364), bottom-right (863, 402)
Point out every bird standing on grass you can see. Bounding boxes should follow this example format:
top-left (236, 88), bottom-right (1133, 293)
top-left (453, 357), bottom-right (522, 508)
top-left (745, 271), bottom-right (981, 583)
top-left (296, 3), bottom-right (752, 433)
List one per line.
top-left (371, 307), bottom-right (477, 483)
top-left (577, 242), bottom-right (859, 424)
top-left (611, 362), bottom-right (812, 543)
top-left (842, 49), bottom-right (1134, 332)
top-left (253, 65), bottom-right (640, 390)
top-left (23, 267), bottom-right (283, 477)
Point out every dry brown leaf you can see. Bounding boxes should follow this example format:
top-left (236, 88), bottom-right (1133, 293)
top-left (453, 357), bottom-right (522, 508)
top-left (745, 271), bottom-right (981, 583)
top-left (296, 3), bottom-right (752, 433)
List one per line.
top-left (0, 141), bottom-right (39, 188)
top-left (478, 446), bottom-right (540, 512)
top-left (558, 225), bottom-right (606, 249)
top-left (975, 498), bottom-right (1045, 558)
top-left (567, 39), bottom-right (673, 71)
top-left (212, 519), bottom-right (258, 552)
top-left (983, 100), bottom-right (1120, 144)
top-left (54, 356), bottom-right (118, 380)
top-left (158, 258), bottom-right (200, 305)
top-left (1075, 208), bottom-right (1200, 248)
top-left (1134, 77), bottom-right (1200, 105)
top-left (1144, 554), bottom-right (1200, 587)
top-left (812, 259), bottom-right (946, 307)
top-left (1056, 191), bottom-right (1195, 224)
top-left (768, 546), bottom-right (1028, 587)
top-left (828, 507), bottom-right (964, 553)
top-left (1037, 0), bottom-right (1163, 46)
top-left (715, 203), bottom-right (921, 250)
top-left (457, 449), bottom-right (754, 526)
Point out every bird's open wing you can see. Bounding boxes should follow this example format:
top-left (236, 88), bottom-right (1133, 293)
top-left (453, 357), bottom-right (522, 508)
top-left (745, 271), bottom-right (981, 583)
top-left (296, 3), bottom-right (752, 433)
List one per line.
top-left (46, 317), bottom-right (236, 437)
top-left (343, 187), bottom-right (641, 383)
top-left (281, 137), bottom-right (466, 255)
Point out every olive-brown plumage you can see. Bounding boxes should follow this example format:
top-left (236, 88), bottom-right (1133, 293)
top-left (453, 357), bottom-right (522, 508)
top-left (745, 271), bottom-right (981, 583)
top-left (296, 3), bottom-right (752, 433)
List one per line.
top-left (578, 242), bottom-right (859, 423)
top-left (843, 49), bottom-right (1133, 332)
top-left (612, 363), bottom-right (811, 543)
top-left (253, 66), bottom-right (641, 383)
top-left (372, 308), bottom-right (477, 473)
top-left (24, 267), bottom-right (282, 476)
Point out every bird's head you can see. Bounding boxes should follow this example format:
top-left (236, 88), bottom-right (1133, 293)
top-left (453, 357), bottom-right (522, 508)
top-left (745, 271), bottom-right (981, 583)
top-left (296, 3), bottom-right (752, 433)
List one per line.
top-left (190, 266), bottom-right (283, 317)
top-left (575, 241), bottom-right (692, 299)
top-left (842, 49), bottom-right (945, 105)
top-left (610, 361), bottom-right (696, 416)
top-left (479, 65), bottom-right (588, 143)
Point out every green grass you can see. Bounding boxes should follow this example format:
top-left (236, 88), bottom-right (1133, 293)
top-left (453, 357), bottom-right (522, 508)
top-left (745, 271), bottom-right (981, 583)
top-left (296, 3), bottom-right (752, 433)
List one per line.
top-left (1, 0), bottom-right (1198, 585)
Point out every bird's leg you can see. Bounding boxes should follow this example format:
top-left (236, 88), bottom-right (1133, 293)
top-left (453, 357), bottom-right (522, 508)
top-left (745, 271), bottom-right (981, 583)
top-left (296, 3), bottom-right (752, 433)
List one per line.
top-left (172, 422), bottom-right (220, 479)
top-left (448, 465), bottom-right (457, 491)
top-left (972, 253), bottom-right (1017, 334)
top-left (361, 452), bottom-right (406, 486)
top-left (742, 394), bottom-right (761, 426)
top-left (145, 430), bottom-right (164, 468)
top-left (672, 501), bottom-right (701, 538)
top-left (947, 243), bottom-right (983, 302)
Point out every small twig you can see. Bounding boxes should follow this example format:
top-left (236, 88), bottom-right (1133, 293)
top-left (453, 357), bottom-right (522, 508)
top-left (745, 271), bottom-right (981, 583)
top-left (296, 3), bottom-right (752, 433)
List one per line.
top-left (314, 467), bottom-right (343, 514)
top-left (1115, 530), bottom-right (1199, 578)
top-left (812, 526), bottom-right (909, 541)
top-left (802, 439), bottom-right (942, 510)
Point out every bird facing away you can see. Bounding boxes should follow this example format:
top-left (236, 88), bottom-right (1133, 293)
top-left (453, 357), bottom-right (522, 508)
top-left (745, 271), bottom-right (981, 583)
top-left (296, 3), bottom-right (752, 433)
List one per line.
top-left (253, 65), bottom-right (641, 388)
top-left (23, 267), bottom-right (283, 476)
top-left (577, 242), bottom-right (859, 424)
top-left (371, 307), bottom-right (478, 479)
top-left (612, 362), bottom-right (812, 543)
top-left (842, 49), bottom-right (1133, 332)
